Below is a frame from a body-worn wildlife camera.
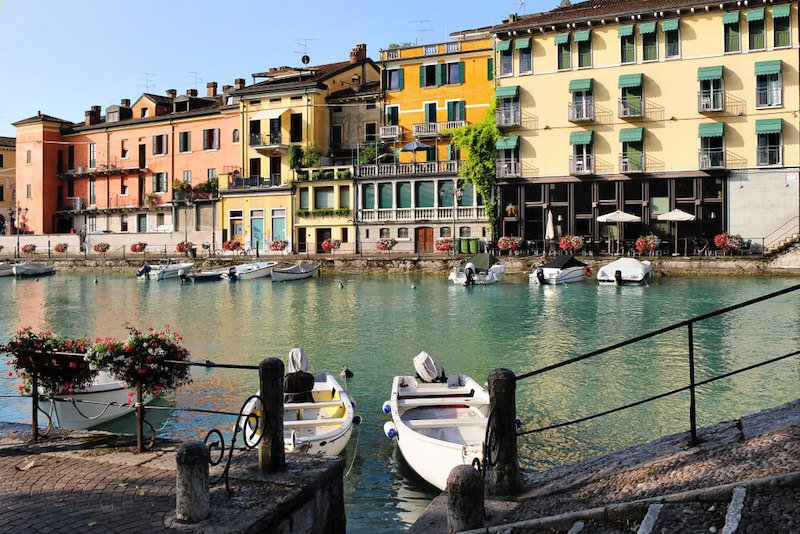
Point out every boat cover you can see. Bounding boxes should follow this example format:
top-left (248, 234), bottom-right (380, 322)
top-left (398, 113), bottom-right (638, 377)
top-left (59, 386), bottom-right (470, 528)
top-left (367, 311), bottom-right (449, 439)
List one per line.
top-left (275, 263), bottom-right (317, 274)
top-left (457, 253), bottom-right (498, 272)
top-left (288, 347), bottom-right (308, 373)
top-left (541, 254), bottom-right (587, 270)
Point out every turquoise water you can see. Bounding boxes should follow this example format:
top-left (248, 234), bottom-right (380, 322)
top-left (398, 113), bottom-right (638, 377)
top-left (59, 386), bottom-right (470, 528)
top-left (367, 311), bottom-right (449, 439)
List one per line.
top-left (1, 272), bottom-right (799, 531)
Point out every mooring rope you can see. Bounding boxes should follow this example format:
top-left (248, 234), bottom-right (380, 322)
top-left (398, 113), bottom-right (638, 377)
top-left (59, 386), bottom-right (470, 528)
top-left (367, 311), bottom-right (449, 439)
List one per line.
top-left (343, 423), bottom-right (361, 479)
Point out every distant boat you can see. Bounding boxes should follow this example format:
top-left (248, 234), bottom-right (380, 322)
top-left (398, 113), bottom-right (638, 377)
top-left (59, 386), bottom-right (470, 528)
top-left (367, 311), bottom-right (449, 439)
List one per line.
top-left (0, 263), bottom-right (15, 277)
top-left (233, 261), bottom-right (278, 280)
top-left (180, 266), bottom-right (235, 283)
top-left (448, 253), bottom-right (507, 286)
top-left (597, 257), bottom-right (653, 285)
top-left (271, 263), bottom-right (319, 282)
top-left (13, 263), bottom-right (55, 277)
top-left (530, 255), bottom-right (590, 285)
top-left (137, 259), bottom-right (194, 280)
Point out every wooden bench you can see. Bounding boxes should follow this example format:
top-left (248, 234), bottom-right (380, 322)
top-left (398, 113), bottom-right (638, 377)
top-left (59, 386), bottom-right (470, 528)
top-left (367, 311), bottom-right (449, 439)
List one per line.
top-left (397, 387), bottom-right (475, 399)
top-left (405, 417), bottom-right (487, 429)
top-left (283, 417), bottom-right (348, 429)
top-left (396, 397), bottom-right (486, 408)
top-left (283, 400), bottom-right (343, 411)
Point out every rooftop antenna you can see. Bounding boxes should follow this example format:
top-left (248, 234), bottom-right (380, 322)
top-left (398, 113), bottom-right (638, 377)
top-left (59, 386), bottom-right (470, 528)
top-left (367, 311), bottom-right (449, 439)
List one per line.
top-left (515, 0), bottom-right (527, 14)
top-left (188, 71), bottom-right (202, 90)
top-left (137, 72), bottom-right (155, 93)
top-left (294, 39), bottom-right (315, 65)
top-left (409, 19), bottom-right (432, 45)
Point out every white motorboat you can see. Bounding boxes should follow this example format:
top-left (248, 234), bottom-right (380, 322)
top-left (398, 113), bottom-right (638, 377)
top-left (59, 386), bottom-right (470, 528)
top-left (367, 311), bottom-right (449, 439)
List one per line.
top-left (383, 352), bottom-right (490, 491)
top-left (448, 253), bottom-right (508, 286)
top-left (0, 263), bottom-right (16, 277)
top-left (596, 257), bottom-right (653, 285)
top-left (233, 261), bottom-right (278, 280)
top-left (38, 371), bottom-right (154, 430)
top-left (530, 255), bottom-right (591, 285)
top-left (13, 263), bottom-right (55, 277)
top-left (271, 263), bottom-right (319, 282)
top-left (137, 259), bottom-right (194, 280)
top-left (180, 266), bottom-right (236, 283)
top-left (239, 348), bottom-right (358, 455)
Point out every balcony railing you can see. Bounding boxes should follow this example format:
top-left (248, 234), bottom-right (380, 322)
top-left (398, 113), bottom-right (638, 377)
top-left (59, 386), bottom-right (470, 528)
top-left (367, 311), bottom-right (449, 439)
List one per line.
top-left (665, 41), bottom-right (680, 57)
top-left (379, 125), bottom-right (403, 140)
top-left (358, 160), bottom-right (463, 177)
top-left (296, 165), bottom-right (353, 181)
top-left (620, 154), bottom-right (645, 173)
top-left (496, 160), bottom-right (521, 178)
top-left (568, 101), bottom-right (594, 122)
top-left (412, 121), bottom-right (466, 137)
top-left (618, 96), bottom-right (644, 118)
top-left (386, 49), bottom-right (400, 60)
top-left (249, 133), bottom-right (285, 148)
top-left (698, 90), bottom-right (724, 112)
top-left (227, 175), bottom-right (282, 189)
top-left (698, 148), bottom-right (725, 169)
top-left (423, 45), bottom-right (439, 56)
top-left (358, 206), bottom-right (487, 223)
top-left (756, 146), bottom-right (783, 166)
top-left (569, 155), bottom-right (594, 175)
top-left (496, 106), bottom-right (521, 128)
top-left (756, 89), bottom-right (782, 108)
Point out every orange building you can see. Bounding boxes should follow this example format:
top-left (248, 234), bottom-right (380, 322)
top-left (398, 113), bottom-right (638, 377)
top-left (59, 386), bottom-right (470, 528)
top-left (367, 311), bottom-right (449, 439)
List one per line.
top-left (13, 82), bottom-right (241, 238)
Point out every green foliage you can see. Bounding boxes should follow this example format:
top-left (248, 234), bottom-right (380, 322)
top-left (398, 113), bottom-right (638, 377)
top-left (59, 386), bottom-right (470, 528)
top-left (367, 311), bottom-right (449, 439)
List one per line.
top-left (303, 143), bottom-right (323, 168)
top-left (386, 42), bottom-right (414, 50)
top-left (337, 169), bottom-right (352, 179)
top-left (448, 102), bottom-right (500, 237)
top-left (289, 146), bottom-right (304, 170)
top-left (295, 208), bottom-right (351, 218)
top-left (358, 142), bottom-right (392, 165)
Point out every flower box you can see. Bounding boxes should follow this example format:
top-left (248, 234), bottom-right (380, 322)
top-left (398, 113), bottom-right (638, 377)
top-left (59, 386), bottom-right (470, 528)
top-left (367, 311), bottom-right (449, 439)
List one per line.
top-left (435, 238), bottom-right (454, 252)
top-left (21, 244), bottom-right (36, 254)
top-left (222, 239), bottom-right (240, 252)
top-left (635, 234), bottom-right (661, 253)
top-left (497, 236), bottom-right (522, 251)
top-left (130, 242), bottom-right (147, 253)
top-left (321, 238), bottom-right (341, 252)
top-left (54, 243), bottom-right (69, 253)
top-left (93, 242), bottom-right (110, 253)
top-left (559, 235), bottom-right (583, 253)
top-left (176, 241), bottom-right (193, 254)
top-left (269, 239), bottom-right (289, 252)
top-left (376, 238), bottom-right (397, 251)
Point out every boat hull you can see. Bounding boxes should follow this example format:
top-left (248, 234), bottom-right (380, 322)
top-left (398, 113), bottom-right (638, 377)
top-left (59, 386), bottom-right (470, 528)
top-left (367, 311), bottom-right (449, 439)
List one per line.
top-left (0, 264), bottom-right (15, 277)
top-left (530, 266), bottom-right (588, 285)
top-left (597, 259), bottom-right (653, 285)
top-left (147, 263), bottom-right (194, 280)
top-left (271, 264), bottom-right (319, 281)
top-left (13, 264), bottom-right (55, 277)
top-left (235, 262), bottom-right (278, 280)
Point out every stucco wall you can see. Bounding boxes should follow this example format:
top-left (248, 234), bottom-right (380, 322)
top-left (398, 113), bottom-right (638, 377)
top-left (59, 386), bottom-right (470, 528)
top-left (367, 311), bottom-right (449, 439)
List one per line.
top-left (728, 168), bottom-right (800, 246)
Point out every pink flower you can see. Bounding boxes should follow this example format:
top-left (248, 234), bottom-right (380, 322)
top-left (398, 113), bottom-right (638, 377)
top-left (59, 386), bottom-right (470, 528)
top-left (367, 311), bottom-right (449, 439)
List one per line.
top-left (7, 371), bottom-right (13, 377)
top-left (146, 356), bottom-right (153, 362)
top-left (17, 385), bottom-right (23, 392)
top-left (69, 362), bottom-right (77, 369)
top-left (151, 342), bottom-right (158, 348)
top-left (137, 369), bottom-right (147, 375)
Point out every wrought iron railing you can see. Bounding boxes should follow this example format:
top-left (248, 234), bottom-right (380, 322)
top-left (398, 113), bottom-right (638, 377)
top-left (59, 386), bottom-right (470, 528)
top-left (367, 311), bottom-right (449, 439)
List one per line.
top-left (698, 89), bottom-right (724, 112)
top-left (496, 106), bottom-right (521, 128)
top-left (568, 101), bottom-right (594, 122)
top-left (756, 145), bottom-right (782, 166)
top-left (698, 148), bottom-right (725, 169)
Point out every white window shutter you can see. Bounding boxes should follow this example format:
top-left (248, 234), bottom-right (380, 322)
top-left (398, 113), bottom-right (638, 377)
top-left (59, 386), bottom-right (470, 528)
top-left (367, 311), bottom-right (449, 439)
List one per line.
top-left (214, 129), bottom-right (220, 149)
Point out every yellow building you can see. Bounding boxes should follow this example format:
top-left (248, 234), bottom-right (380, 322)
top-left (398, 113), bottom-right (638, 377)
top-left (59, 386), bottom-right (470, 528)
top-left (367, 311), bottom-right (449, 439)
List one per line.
top-left (0, 137), bottom-right (16, 234)
top-left (493, 0), bottom-right (799, 253)
top-left (356, 29), bottom-right (495, 253)
top-left (219, 44), bottom-right (379, 253)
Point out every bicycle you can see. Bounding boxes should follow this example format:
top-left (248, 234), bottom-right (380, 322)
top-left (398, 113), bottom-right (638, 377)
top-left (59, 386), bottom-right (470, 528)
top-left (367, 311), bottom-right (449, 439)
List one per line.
top-left (238, 243), bottom-right (257, 257)
top-left (201, 242), bottom-right (225, 257)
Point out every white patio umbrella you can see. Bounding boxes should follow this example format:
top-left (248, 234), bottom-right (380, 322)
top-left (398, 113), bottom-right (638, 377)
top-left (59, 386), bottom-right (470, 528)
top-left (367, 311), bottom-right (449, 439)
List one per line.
top-left (597, 210), bottom-right (641, 254)
top-left (657, 209), bottom-right (696, 255)
top-left (545, 210), bottom-right (555, 240)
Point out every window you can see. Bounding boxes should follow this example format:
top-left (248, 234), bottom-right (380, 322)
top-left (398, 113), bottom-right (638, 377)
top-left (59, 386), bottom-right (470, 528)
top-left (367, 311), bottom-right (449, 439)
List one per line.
top-left (620, 30), bottom-right (635, 64)
top-left (500, 48), bottom-right (513, 75)
top-left (398, 227), bottom-right (409, 239)
top-left (89, 142), bottom-right (97, 167)
top-left (365, 123), bottom-right (377, 143)
top-left (415, 181), bottom-right (435, 207)
top-left (140, 108), bottom-right (149, 118)
top-left (723, 14), bottom-right (740, 52)
top-left (459, 227), bottom-right (471, 237)
top-left (88, 215), bottom-right (96, 232)
top-left (378, 183), bottom-right (393, 208)
top-left (362, 183), bottom-right (375, 209)
top-left (26, 150), bottom-right (31, 164)
top-left (121, 140), bottom-right (128, 159)
top-left (202, 129), bottom-right (219, 150)
top-left (664, 23), bottom-right (680, 58)
top-left (577, 40), bottom-right (591, 68)
top-left (366, 101), bottom-right (376, 110)
top-left (557, 39), bottom-right (571, 70)
top-left (446, 100), bottom-right (466, 122)
top-left (156, 213), bottom-right (165, 227)
top-left (331, 125), bottom-right (343, 147)
top-left (748, 9), bottom-right (765, 50)
top-left (756, 72), bottom-right (782, 108)
top-left (290, 113), bottom-right (303, 143)
top-left (569, 81), bottom-right (594, 121)
top-left (232, 129), bottom-right (240, 143)
top-left (773, 10), bottom-right (791, 48)
top-left (396, 182), bottom-right (411, 209)
top-left (517, 45), bottom-right (532, 73)
top-left (183, 170), bottom-right (192, 185)
top-left (386, 106), bottom-right (399, 126)
top-left (314, 186), bottom-right (334, 209)
top-left (121, 180), bottom-right (128, 195)
top-left (249, 100), bottom-right (261, 106)
top-left (424, 102), bottom-right (437, 123)
top-left (120, 214), bottom-right (128, 232)
top-left (641, 24), bottom-right (658, 61)
top-left (152, 135), bottom-right (167, 156)
top-left (178, 132), bottom-right (191, 153)
top-left (332, 106), bottom-right (343, 113)
top-left (446, 62), bottom-right (464, 84)
top-left (26, 184), bottom-right (32, 199)
top-left (756, 120), bottom-right (783, 166)
top-left (207, 168), bottom-right (217, 180)
top-left (0, 187), bottom-right (4, 201)
top-left (0, 153), bottom-right (3, 167)
top-left (153, 172), bottom-right (168, 193)
top-left (249, 157), bottom-right (261, 178)
top-left (299, 188), bottom-right (309, 210)
top-left (440, 227), bottom-right (452, 237)
top-left (420, 64), bottom-right (437, 87)
top-left (89, 177), bottom-right (96, 205)
top-left (380, 228), bottom-right (390, 238)
top-left (386, 68), bottom-right (404, 91)
top-left (339, 186), bottom-right (350, 209)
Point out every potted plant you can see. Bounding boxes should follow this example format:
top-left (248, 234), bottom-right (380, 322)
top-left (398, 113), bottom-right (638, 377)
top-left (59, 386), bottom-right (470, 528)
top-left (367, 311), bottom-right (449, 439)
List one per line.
top-left (93, 242), bottom-right (110, 255)
top-left (54, 243), bottom-right (69, 253)
top-left (635, 234), bottom-right (661, 254)
top-left (176, 241), bottom-right (193, 254)
top-left (269, 239), bottom-right (289, 252)
top-left (130, 242), bottom-right (147, 253)
top-left (376, 238), bottom-right (397, 251)
top-left (145, 193), bottom-right (158, 207)
top-left (714, 232), bottom-right (744, 253)
top-left (559, 235), bottom-right (583, 253)
top-left (222, 239), bottom-right (241, 252)
top-left (496, 236), bottom-right (522, 251)
top-left (21, 244), bottom-right (36, 255)
top-left (434, 237), bottom-right (454, 252)
top-left (320, 238), bottom-right (341, 252)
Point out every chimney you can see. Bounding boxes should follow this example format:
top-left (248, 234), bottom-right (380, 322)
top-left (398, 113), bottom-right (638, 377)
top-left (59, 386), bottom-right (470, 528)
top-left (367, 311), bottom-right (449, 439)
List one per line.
top-left (350, 43), bottom-right (367, 63)
top-left (222, 85), bottom-right (233, 93)
top-left (166, 89), bottom-right (177, 100)
top-left (350, 74), bottom-right (362, 93)
top-left (207, 81), bottom-right (218, 97)
top-left (186, 89), bottom-right (198, 97)
top-left (120, 98), bottom-right (131, 107)
top-left (85, 105), bottom-right (101, 125)
top-left (234, 78), bottom-right (245, 90)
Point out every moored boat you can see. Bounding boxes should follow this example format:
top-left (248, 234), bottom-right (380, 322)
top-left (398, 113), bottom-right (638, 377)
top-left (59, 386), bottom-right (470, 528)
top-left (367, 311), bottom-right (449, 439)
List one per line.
top-left (13, 263), bottom-right (55, 277)
top-left (530, 255), bottom-right (591, 285)
top-left (382, 352), bottom-right (490, 491)
top-left (448, 253), bottom-right (507, 286)
top-left (596, 257), bottom-right (653, 285)
top-left (180, 266), bottom-right (235, 283)
top-left (233, 261), bottom-right (278, 280)
top-left (137, 259), bottom-right (194, 280)
top-left (0, 263), bottom-right (15, 277)
top-left (271, 263), bottom-right (319, 282)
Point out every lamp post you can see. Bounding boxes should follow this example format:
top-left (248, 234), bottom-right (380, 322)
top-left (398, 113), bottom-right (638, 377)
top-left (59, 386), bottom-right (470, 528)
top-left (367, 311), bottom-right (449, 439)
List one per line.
top-left (9, 203), bottom-right (26, 258)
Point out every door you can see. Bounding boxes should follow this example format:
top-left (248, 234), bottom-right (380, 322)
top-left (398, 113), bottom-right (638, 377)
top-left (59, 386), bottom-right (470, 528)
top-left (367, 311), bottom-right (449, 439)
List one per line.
top-left (416, 226), bottom-right (434, 253)
top-left (296, 227), bottom-right (307, 253)
top-left (316, 228), bottom-right (332, 253)
top-left (138, 144), bottom-right (146, 169)
top-left (250, 210), bottom-right (264, 250)
top-left (137, 214), bottom-right (147, 233)
top-left (231, 218), bottom-right (243, 244)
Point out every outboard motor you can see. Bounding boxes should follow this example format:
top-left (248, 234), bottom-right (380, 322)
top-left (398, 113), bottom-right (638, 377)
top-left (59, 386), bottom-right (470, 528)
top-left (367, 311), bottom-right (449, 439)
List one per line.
top-left (464, 262), bottom-right (476, 286)
top-left (535, 267), bottom-right (546, 285)
top-left (228, 266), bottom-right (238, 280)
top-left (413, 351), bottom-right (447, 383)
top-left (136, 264), bottom-right (151, 278)
top-left (614, 270), bottom-right (623, 286)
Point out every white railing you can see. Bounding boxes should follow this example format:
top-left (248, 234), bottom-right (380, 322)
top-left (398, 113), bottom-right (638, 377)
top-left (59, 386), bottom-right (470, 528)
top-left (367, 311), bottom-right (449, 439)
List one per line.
top-left (358, 161), bottom-right (463, 177)
top-left (445, 42), bottom-right (461, 53)
top-left (618, 97), bottom-right (644, 118)
top-left (756, 146), bottom-right (782, 166)
top-left (698, 149), bottom-right (725, 169)
top-left (698, 90), bottom-right (724, 112)
top-left (358, 206), bottom-right (487, 222)
top-left (412, 121), bottom-right (466, 137)
top-left (496, 106), bottom-right (521, 127)
top-left (568, 102), bottom-right (594, 122)
top-left (379, 125), bottom-right (402, 139)
top-left (496, 160), bottom-right (521, 178)
top-left (620, 154), bottom-right (645, 173)
top-left (424, 45), bottom-right (439, 56)
top-left (386, 49), bottom-right (400, 60)
top-left (569, 155), bottom-right (594, 174)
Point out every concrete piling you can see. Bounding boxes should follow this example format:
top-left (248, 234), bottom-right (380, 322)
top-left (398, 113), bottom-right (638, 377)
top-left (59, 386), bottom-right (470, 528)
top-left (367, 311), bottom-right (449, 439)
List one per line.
top-left (175, 439), bottom-right (210, 523)
top-left (447, 465), bottom-right (484, 532)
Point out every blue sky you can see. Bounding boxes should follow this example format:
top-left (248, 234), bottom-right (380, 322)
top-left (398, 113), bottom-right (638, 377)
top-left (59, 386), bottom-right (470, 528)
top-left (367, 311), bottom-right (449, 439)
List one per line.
top-left (0, 0), bottom-right (556, 137)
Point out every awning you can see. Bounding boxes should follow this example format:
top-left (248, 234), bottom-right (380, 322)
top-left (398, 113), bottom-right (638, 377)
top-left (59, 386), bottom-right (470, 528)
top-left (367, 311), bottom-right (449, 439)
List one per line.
top-left (573, 30), bottom-right (591, 42)
top-left (618, 73), bottom-right (643, 88)
top-left (639, 22), bottom-right (656, 34)
top-left (569, 130), bottom-right (593, 145)
top-left (568, 78), bottom-right (593, 92)
top-left (619, 128), bottom-right (643, 143)
top-left (772, 4), bottom-right (791, 18)
top-left (555, 33), bottom-right (570, 45)
top-left (495, 85), bottom-right (519, 98)
top-left (746, 7), bottom-right (764, 21)
top-left (250, 107), bottom-right (289, 121)
top-left (698, 123), bottom-right (724, 138)
top-left (662, 19), bottom-right (680, 32)
top-left (618, 25), bottom-right (634, 37)
top-left (496, 40), bottom-right (512, 52)
top-left (722, 11), bottom-right (740, 24)
top-left (496, 136), bottom-right (520, 150)
top-left (514, 37), bottom-right (531, 49)
top-left (755, 119), bottom-right (782, 134)
top-left (697, 66), bottom-right (723, 81)
top-left (754, 60), bottom-right (781, 75)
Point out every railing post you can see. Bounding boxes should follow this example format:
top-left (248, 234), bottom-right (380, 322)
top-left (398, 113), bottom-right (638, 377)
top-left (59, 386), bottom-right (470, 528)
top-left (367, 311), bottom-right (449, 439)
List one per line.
top-left (687, 323), bottom-right (698, 446)
top-left (447, 465), bottom-right (484, 533)
top-left (258, 357), bottom-right (285, 472)
top-left (31, 367), bottom-right (39, 442)
top-left (48, 239), bottom-right (51, 258)
top-left (486, 368), bottom-right (520, 495)
top-left (135, 381), bottom-right (145, 453)
top-left (175, 440), bottom-right (210, 523)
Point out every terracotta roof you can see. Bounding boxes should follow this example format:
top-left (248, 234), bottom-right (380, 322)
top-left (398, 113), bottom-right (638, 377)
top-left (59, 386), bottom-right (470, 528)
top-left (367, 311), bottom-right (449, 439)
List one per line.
top-left (0, 136), bottom-right (15, 148)
top-left (141, 93), bottom-right (175, 106)
top-left (70, 100), bottom-right (228, 133)
top-left (237, 59), bottom-right (376, 95)
top-left (12, 112), bottom-right (73, 127)
top-left (328, 81), bottom-right (381, 101)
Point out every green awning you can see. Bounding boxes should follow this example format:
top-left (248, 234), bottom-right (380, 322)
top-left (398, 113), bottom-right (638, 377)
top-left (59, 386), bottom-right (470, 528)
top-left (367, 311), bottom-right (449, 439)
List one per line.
top-left (698, 66), bottom-right (723, 81)
top-left (574, 30), bottom-right (591, 42)
top-left (662, 19), bottom-right (680, 32)
top-left (747, 7), bottom-right (764, 21)
top-left (568, 78), bottom-right (593, 92)
top-left (555, 32), bottom-right (570, 45)
top-left (618, 73), bottom-right (643, 88)
top-left (495, 85), bottom-right (519, 98)
top-left (514, 37), bottom-right (531, 49)
top-left (772, 4), bottom-right (791, 18)
top-left (755, 119), bottom-right (782, 134)
top-left (496, 40), bottom-right (512, 52)
top-left (619, 128), bottom-right (643, 143)
top-left (569, 130), bottom-right (593, 145)
top-left (639, 22), bottom-right (656, 34)
top-left (722, 11), bottom-right (740, 24)
top-left (618, 25), bottom-right (634, 37)
top-left (698, 123), bottom-right (724, 138)
top-left (496, 136), bottom-right (520, 150)
top-left (755, 60), bottom-right (781, 75)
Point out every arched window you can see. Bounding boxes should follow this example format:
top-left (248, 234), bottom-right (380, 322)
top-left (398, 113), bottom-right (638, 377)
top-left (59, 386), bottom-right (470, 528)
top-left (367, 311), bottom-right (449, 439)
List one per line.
top-left (459, 226), bottom-right (471, 237)
top-left (379, 228), bottom-right (390, 238)
top-left (398, 227), bottom-right (409, 239)
top-left (440, 227), bottom-right (452, 237)
top-left (232, 129), bottom-right (240, 143)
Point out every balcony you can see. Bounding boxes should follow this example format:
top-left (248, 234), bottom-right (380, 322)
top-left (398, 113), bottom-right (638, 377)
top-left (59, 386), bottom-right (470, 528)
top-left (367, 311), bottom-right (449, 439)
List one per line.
top-left (226, 175), bottom-right (283, 190)
top-left (296, 165), bottom-right (353, 181)
top-left (358, 160), bottom-right (463, 177)
top-left (756, 89), bottom-right (782, 108)
top-left (619, 154), bottom-right (645, 173)
top-left (698, 149), bottom-right (725, 169)
top-left (496, 106), bottom-right (521, 128)
top-left (58, 160), bottom-right (143, 178)
top-left (380, 125), bottom-right (403, 140)
top-left (569, 155), bottom-right (594, 175)
top-left (698, 90), bottom-right (724, 112)
top-left (358, 206), bottom-right (487, 223)
top-left (756, 146), bottom-right (783, 166)
top-left (568, 102), bottom-right (594, 122)
top-left (412, 121), bottom-right (466, 138)
top-left (249, 133), bottom-right (288, 151)
top-left (618, 97), bottom-right (644, 118)
top-left (496, 160), bottom-right (521, 178)
top-left (386, 49), bottom-right (400, 60)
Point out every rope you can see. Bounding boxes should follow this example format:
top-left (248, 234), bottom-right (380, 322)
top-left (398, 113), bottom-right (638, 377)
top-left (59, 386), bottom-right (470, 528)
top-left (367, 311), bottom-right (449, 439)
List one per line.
top-left (343, 424), bottom-right (361, 479)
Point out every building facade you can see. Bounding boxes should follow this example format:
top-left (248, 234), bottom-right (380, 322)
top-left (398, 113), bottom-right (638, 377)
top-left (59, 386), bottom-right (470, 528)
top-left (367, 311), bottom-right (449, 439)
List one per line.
top-left (0, 137), bottom-right (16, 235)
top-left (492, 0), bottom-right (799, 252)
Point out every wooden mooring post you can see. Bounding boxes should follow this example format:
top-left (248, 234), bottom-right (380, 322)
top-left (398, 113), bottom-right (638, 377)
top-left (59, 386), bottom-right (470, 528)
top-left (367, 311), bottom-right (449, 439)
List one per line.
top-left (486, 368), bottom-right (521, 495)
top-left (258, 357), bottom-right (285, 472)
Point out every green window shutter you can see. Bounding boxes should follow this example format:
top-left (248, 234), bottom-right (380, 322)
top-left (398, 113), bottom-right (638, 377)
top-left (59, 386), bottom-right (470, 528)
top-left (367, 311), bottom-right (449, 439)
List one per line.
top-left (425, 103), bottom-right (436, 123)
top-left (698, 123), bottom-right (724, 138)
top-left (662, 19), bottom-right (680, 31)
top-left (419, 65), bottom-right (426, 87)
top-left (746, 7), bottom-right (764, 21)
top-left (459, 101), bottom-right (466, 122)
top-left (496, 40), bottom-right (511, 52)
top-left (722, 11), bottom-right (740, 24)
top-left (458, 61), bottom-right (465, 84)
top-left (398, 68), bottom-right (404, 90)
top-left (152, 136), bottom-right (157, 155)
top-left (697, 66), bottom-right (723, 81)
top-left (436, 64), bottom-right (445, 86)
top-left (381, 69), bottom-right (387, 89)
top-left (459, 183), bottom-right (474, 207)
top-left (755, 119), bottom-right (782, 134)
top-left (639, 22), bottom-right (656, 34)
top-left (754, 60), bottom-right (781, 75)
top-left (152, 175), bottom-right (157, 191)
top-left (618, 25), bottom-right (634, 37)
top-left (415, 181), bottom-right (434, 208)
top-left (772, 4), bottom-right (791, 18)
top-left (397, 182), bottom-right (412, 208)
top-left (619, 128), bottom-right (644, 142)
top-left (446, 101), bottom-right (455, 122)
top-left (378, 183), bottom-right (393, 208)
top-left (363, 184), bottom-right (374, 209)
top-left (488, 58), bottom-right (494, 80)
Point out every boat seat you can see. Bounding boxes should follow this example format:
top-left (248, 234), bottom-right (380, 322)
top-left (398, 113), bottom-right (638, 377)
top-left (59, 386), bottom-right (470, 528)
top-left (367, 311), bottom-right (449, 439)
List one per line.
top-left (398, 387), bottom-right (474, 398)
top-left (283, 400), bottom-right (342, 410)
top-left (283, 417), bottom-right (347, 428)
top-left (396, 397), bottom-right (486, 408)
top-left (405, 417), bottom-right (487, 429)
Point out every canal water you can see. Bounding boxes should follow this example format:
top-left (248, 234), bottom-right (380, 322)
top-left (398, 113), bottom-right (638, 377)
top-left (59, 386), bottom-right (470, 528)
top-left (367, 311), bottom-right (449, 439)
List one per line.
top-left (1, 272), bottom-right (798, 531)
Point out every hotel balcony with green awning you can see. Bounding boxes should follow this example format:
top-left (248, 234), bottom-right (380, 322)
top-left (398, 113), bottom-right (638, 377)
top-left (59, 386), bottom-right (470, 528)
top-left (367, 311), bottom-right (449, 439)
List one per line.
top-left (496, 136), bottom-right (521, 178)
top-left (620, 128), bottom-right (645, 173)
top-left (755, 119), bottom-right (783, 166)
top-left (698, 66), bottom-right (724, 112)
top-left (569, 130), bottom-right (594, 175)
top-left (698, 123), bottom-right (725, 169)
top-left (618, 74), bottom-right (644, 118)
top-left (495, 86), bottom-right (521, 128)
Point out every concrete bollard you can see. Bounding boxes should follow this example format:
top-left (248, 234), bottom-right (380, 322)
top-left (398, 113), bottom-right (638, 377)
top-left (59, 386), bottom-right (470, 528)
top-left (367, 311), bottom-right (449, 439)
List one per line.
top-left (259, 357), bottom-right (285, 472)
top-left (176, 440), bottom-right (210, 523)
top-left (486, 368), bottom-right (521, 495)
top-left (447, 465), bottom-right (484, 533)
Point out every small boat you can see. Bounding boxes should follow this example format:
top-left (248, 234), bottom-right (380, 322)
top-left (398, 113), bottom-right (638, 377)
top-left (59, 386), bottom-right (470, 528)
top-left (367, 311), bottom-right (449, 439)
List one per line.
top-left (137, 259), bottom-right (194, 280)
top-left (382, 352), bottom-right (490, 491)
top-left (271, 263), bottom-right (319, 282)
top-left (13, 263), bottom-right (55, 277)
top-left (239, 348), bottom-right (358, 455)
top-left (38, 371), bottom-right (154, 430)
top-left (530, 255), bottom-right (591, 285)
top-left (448, 253), bottom-right (508, 286)
top-left (597, 257), bottom-right (653, 285)
top-left (233, 261), bottom-right (278, 281)
top-left (180, 267), bottom-right (236, 283)
top-left (0, 263), bottom-right (16, 277)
